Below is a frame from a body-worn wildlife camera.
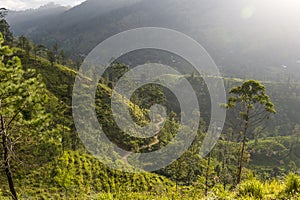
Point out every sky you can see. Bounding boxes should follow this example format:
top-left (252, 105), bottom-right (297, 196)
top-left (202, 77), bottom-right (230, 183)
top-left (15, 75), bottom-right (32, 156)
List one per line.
top-left (1, 0), bottom-right (86, 11)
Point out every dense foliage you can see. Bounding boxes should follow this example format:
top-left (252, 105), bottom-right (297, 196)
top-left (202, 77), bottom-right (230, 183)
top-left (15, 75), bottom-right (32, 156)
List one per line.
top-left (1, 22), bottom-right (300, 199)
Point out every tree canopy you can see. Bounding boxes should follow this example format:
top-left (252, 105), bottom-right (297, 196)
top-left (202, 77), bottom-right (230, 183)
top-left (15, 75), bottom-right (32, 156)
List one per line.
top-left (226, 80), bottom-right (276, 184)
top-left (0, 32), bottom-right (55, 200)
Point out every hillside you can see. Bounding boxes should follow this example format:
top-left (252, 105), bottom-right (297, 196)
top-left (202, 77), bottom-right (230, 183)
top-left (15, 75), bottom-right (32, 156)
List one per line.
top-left (7, 3), bottom-right (68, 37)
top-left (0, 36), bottom-right (299, 199)
top-left (1, 1), bottom-right (300, 199)
top-left (0, 43), bottom-right (181, 198)
top-left (6, 0), bottom-right (300, 80)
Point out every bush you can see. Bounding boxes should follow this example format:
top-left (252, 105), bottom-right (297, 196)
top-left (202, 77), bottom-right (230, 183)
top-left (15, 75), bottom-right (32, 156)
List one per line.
top-left (263, 179), bottom-right (284, 199)
top-left (238, 178), bottom-right (264, 199)
top-left (211, 184), bottom-right (235, 200)
top-left (285, 173), bottom-right (300, 195)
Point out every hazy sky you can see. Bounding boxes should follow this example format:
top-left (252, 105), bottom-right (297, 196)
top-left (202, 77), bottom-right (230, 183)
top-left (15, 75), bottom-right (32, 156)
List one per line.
top-left (1, 0), bottom-right (86, 11)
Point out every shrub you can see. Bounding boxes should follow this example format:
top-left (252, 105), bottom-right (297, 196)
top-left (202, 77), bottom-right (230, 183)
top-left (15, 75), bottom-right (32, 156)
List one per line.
top-left (285, 173), bottom-right (300, 195)
top-left (263, 179), bottom-right (284, 199)
top-left (238, 178), bottom-right (264, 199)
top-left (211, 184), bottom-right (235, 200)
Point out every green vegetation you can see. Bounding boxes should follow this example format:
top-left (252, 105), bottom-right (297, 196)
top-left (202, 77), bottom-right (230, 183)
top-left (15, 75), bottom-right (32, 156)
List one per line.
top-left (0, 8), bottom-right (13, 44)
top-left (0, 32), bottom-right (59, 200)
top-left (1, 18), bottom-right (300, 199)
top-left (226, 80), bottom-right (276, 184)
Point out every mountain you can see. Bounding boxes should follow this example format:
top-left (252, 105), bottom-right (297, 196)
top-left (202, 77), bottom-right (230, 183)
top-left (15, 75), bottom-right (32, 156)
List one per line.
top-left (6, 0), bottom-right (300, 80)
top-left (7, 3), bottom-right (68, 36)
top-left (2, 7), bottom-right (300, 198)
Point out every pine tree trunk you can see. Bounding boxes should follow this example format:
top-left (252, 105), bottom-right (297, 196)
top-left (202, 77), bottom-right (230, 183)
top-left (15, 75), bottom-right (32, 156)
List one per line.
top-left (2, 135), bottom-right (18, 200)
top-left (1, 117), bottom-right (18, 200)
top-left (237, 117), bottom-right (249, 185)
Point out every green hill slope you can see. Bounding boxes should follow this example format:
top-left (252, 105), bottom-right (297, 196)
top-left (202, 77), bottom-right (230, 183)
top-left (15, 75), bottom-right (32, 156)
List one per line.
top-left (0, 48), bottom-right (178, 199)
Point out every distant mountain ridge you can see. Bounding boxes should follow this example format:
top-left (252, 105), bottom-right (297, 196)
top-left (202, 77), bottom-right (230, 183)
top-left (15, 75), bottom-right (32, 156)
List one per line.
top-left (7, 3), bottom-right (68, 37)
top-left (6, 0), bottom-right (300, 80)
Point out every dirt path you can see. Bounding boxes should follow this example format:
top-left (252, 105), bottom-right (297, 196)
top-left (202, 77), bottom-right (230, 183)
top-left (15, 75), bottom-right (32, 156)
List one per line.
top-left (122, 117), bottom-right (165, 164)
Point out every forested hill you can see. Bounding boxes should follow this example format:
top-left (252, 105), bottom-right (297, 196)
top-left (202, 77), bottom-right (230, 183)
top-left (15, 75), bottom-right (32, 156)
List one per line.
top-left (1, 1), bottom-right (300, 199)
top-left (0, 35), bottom-right (179, 199)
top-left (7, 0), bottom-right (300, 80)
top-left (0, 31), bottom-right (300, 198)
